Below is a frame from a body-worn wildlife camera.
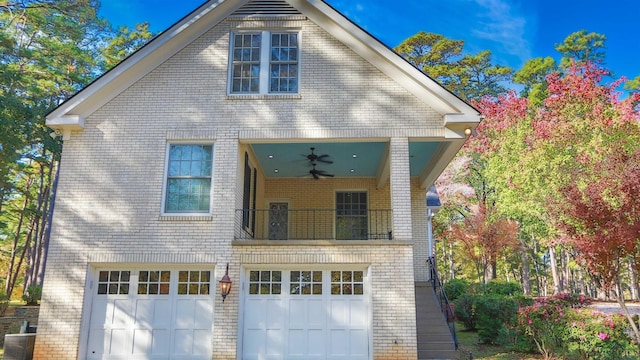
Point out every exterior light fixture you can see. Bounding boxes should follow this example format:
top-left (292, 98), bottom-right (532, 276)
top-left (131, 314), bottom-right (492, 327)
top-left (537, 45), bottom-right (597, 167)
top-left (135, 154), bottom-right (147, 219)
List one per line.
top-left (464, 128), bottom-right (472, 137)
top-left (219, 263), bottom-right (232, 302)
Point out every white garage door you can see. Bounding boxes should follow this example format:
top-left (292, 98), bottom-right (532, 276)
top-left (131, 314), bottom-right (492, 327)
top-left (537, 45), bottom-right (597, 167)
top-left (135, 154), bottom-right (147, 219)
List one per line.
top-left (86, 268), bottom-right (214, 360)
top-left (242, 269), bottom-right (370, 360)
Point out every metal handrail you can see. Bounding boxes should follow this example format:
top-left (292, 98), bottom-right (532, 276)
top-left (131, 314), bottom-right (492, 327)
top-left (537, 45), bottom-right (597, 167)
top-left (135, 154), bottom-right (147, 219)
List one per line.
top-left (235, 208), bottom-right (393, 241)
top-left (427, 256), bottom-right (458, 350)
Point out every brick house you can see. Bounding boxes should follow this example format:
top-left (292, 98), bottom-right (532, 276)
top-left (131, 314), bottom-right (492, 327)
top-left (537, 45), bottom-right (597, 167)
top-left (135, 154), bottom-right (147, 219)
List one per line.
top-left (38, 0), bottom-right (480, 359)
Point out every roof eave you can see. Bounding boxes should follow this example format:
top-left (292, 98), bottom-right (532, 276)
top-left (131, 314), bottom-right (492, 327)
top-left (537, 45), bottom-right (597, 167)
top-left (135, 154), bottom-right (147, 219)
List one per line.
top-left (45, 0), bottom-right (237, 128)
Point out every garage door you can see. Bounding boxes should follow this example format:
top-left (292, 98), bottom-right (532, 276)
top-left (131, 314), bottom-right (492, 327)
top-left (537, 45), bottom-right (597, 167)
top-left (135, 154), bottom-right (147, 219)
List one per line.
top-left (86, 268), bottom-right (214, 360)
top-left (241, 269), bottom-right (370, 360)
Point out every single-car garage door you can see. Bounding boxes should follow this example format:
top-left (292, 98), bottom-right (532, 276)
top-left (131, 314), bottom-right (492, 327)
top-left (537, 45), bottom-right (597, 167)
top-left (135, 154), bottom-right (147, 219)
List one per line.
top-left (241, 268), bottom-right (370, 360)
top-left (86, 268), bottom-right (214, 360)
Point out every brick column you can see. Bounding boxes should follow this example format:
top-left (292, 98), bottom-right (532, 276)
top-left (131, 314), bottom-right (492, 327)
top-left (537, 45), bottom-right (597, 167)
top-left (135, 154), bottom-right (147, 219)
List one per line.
top-left (389, 137), bottom-right (413, 241)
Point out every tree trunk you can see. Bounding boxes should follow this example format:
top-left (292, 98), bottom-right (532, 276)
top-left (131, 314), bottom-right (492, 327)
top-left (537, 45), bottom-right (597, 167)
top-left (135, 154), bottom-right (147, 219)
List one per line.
top-left (615, 279), bottom-right (640, 346)
top-left (560, 246), bottom-right (570, 293)
top-left (629, 258), bottom-right (639, 301)
top-left (520, 235), bottom-right (531, 295)
top-left (5, 176), bottom-right (34, 298)
top-left (549, 245), bottom-right (563, 294)
top-left (448, 241), bottom-right (455, 280)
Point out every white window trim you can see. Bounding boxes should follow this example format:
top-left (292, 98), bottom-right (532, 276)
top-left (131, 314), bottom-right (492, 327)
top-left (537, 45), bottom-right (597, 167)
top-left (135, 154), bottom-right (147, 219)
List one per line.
top-left (160, 142), bottom-right (215, 216)
top-left (227, 29), bottom-right (301, 96)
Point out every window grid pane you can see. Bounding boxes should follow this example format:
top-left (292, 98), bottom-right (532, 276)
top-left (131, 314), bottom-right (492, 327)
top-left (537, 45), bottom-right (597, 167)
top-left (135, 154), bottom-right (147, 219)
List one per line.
top-left (166, 145), bottom-right (212, 213)
top-left (137, 270), bottom-right (171, 295)
top-left (290, 270), bottom-right (322, 295)
top-left (331, 270), bottom-right (364, 295)
top-left (270, 33), bottom-right (298, 93)
top-left (231, 33), bottom-right (261, 93)
top-left (177, 270), bottom-right (211, 295)
top-left (97, 271), bottom-right (131, 295)
top-left (248, 270), bottom-right (282, 295)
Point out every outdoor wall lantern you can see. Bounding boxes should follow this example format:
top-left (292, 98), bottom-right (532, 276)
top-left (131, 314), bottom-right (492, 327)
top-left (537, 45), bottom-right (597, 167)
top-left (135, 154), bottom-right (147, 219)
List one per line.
top-left (219, 263), bottom-right (232, 302)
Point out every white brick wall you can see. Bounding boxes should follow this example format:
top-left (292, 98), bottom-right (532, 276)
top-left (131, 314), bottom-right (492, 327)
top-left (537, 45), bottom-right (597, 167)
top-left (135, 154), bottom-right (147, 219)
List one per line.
top-left (35, 15), bottom-right (441, 360)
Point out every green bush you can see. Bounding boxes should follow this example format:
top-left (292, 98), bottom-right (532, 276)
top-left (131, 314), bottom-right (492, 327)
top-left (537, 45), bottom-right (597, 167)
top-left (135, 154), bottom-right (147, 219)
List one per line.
top-left (475, 294), bottom-right (520, 344)
top-left (453, 294), bottom-right (479, 330)
top-left (22, 285), bottom-right (42, 305)
top-left (485, 280), bottom-right (523, 296)
top-left (443, 279), bottom-right (468, 301)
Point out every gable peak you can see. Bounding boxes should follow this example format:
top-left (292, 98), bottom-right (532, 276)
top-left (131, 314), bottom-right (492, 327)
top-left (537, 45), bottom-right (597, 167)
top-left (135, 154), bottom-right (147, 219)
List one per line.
top-left (232, 0), bottom-right (301, 16)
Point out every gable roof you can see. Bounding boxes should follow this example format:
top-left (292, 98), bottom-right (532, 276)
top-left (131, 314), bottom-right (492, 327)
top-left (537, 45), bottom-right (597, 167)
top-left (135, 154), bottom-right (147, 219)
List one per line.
top-left (46, 0), bottom-right (480, 137)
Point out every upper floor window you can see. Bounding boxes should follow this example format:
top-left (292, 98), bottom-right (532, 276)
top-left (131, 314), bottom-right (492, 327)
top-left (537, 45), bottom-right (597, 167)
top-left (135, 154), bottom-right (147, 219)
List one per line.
top-left (230, 31), bottom-right (299, 94)
top-left (164, 144), bottom-right (213, 213)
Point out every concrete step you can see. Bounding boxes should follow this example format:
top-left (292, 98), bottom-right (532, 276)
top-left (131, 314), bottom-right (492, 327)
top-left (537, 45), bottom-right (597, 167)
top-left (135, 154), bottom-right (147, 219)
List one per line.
top-left (418, 349), bottom-right (458, 360)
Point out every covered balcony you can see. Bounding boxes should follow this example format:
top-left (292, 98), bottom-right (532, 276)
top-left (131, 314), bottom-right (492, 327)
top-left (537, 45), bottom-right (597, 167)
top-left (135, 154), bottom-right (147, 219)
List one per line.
top-left (233, 139), bottom-right (458, 242)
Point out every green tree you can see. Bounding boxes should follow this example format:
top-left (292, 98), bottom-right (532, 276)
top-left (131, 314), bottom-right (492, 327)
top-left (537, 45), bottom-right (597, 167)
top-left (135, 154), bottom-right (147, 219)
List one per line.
top-left (102, 22), bottom-right (155, 70)
top-left (394, 31), bottom-right (513, 100)
top-left (0, 0), bottom-right (154, 299)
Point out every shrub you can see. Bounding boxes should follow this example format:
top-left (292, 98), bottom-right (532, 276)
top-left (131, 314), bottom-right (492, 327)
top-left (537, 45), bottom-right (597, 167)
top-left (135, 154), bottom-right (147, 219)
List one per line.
top-left (453, 293), bottom-right (479, 330)
top-left (561, 309), bottom-right (635, 360)
top-left (22, 285), bottom-right (42, 305)
top-left (475, 294), bottom-right (520, 344)
top-left (516, 293), bottom-right (608, 359)
top-left (443, 279), bottom-right (468, 301)
top-left (485, 280), bottom-right (523, 296)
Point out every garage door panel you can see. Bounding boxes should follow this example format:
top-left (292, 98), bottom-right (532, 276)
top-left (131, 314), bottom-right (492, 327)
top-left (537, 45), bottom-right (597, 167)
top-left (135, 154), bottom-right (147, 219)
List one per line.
top-left (328, 300), bottom-right (349, 327)
top-left (175, 299), bottom-right (196, 328)
top-left (349, 299), bottom-right (368, 327)
top-left (173, 329), bottom-right (193, 354)
top-left (194, 299), bottom-right (214, 328)
top-left (87, 268), bottom-right (213, 359)
top-left (242, 269), bottom-right (370, 360)
top-left (132, 329), bottom-right (152, 355)
top-left (308, 299), bottom-right (325, 326)
top-left (112, 299), bottom-right (133, 326)
top-left (288, 299), bottom-right (305, 326)
top-left (267, 298), bottom-right (285, 328)
top-left (329, 329), bottom-right (348, 356)
top-left (350, 329), bottom-right (368, 355)
top-left (192, 329), bottom-right (212, 354)
top-left (109, 328), bottom-right (129, 355)
top-left (244, 298), bottom-right (266, 328)
top-left (151, 329), bottom-right (170, 355)
top-left (307, 329), bottom-right (325, 355)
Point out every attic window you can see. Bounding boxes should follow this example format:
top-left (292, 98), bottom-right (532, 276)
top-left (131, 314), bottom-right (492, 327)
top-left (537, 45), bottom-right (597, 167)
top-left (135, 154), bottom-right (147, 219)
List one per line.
top-left (229, 30), bottom-right (299, 95)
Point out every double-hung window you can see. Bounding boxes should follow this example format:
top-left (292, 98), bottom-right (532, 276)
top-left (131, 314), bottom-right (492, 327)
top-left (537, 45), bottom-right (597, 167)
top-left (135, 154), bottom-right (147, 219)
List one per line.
top-left (230, 31), bottom-right (299, 94)
top-left (164, 144), bottom-right (213, 213)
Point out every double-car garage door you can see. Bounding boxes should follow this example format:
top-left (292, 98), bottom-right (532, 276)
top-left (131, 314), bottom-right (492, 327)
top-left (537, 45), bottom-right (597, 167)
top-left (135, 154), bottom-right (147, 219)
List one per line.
top-left (86, 268), bottom-right (214, 360)
top-left (241, 268), bottom-right (371, 360)
top-left (85, 267), bottom-right (370, 360)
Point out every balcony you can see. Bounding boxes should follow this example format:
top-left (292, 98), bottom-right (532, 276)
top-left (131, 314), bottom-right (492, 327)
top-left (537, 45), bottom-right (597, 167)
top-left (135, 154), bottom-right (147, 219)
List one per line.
top-left (235, 209), bottom-right (393, 241)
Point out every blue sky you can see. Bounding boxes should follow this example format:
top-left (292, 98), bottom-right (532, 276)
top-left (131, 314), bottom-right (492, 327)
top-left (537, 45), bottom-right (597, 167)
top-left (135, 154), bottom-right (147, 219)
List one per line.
top-left (99, 0), bottom-right (640, 83)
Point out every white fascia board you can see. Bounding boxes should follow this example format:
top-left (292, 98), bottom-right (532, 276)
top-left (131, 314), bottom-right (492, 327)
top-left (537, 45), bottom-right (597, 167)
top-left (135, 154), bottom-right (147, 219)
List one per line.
top-left (289, 0), bottom-right (479, 117)
top-left (46, 0), bottom-right (238, 124)
top-left (418, 140), bottom-right (465, 189)
top-left (47, 115), bottom-right (85, 130)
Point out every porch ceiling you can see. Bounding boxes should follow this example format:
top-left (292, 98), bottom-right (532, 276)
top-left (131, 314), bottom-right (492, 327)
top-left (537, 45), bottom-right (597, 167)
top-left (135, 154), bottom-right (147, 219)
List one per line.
top-left (250, 141), bottom-right (442, 178)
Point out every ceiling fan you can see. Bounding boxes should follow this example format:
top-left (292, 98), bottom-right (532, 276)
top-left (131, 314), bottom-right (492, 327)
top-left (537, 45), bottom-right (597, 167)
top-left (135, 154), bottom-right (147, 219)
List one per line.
top-left (304, 147), bottom-right (333, 164)
top-left (309, 163), bottom-right (334, 180)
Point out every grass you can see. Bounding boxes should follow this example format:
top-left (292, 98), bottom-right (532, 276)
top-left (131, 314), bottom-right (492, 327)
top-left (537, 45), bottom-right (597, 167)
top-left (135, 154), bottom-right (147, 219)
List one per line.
top-left (455, 323), bottom-right (543, 360)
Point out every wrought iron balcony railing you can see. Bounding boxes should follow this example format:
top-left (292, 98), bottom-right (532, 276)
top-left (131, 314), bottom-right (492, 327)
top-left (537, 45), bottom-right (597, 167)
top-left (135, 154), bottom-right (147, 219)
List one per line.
top-left (235, 209), bottom-right (393, 241)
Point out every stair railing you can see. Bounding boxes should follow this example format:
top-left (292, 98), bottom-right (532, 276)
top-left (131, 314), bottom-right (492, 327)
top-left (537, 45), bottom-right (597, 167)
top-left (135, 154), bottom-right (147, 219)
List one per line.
top-left (427, 256), bottom-right (458, 350)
